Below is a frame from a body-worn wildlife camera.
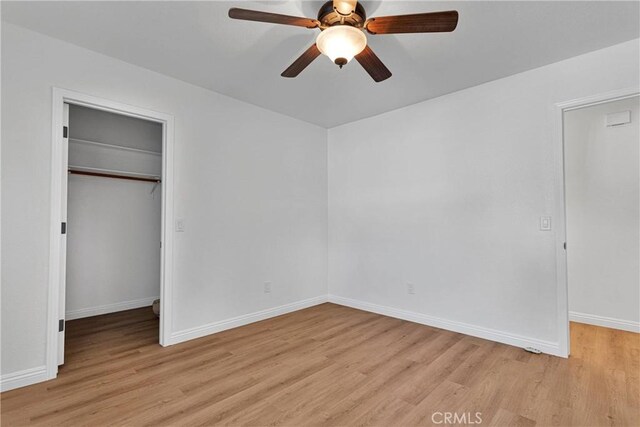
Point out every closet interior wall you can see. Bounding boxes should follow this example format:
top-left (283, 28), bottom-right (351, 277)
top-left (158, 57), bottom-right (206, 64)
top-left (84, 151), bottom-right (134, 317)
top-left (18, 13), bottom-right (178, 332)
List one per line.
top-left (65, 104), bottom-right (163, 320)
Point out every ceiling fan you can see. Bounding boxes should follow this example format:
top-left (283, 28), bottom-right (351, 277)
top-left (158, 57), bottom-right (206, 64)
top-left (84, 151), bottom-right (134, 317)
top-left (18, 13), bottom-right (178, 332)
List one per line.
top-left (228, 1), bottom-right (458, 82)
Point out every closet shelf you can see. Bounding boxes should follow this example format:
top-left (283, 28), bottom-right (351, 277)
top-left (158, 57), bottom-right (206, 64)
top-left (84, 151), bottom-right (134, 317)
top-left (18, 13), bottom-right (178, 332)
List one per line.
top-left (68, 166), bottom-right (161, 183)
top-left (69, 137), bottom-right (161, 156)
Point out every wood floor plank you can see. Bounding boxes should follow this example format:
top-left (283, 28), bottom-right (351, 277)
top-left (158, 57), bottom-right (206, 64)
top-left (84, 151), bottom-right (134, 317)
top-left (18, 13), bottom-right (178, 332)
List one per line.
top-left (1, 304), bottom-right (638, 426)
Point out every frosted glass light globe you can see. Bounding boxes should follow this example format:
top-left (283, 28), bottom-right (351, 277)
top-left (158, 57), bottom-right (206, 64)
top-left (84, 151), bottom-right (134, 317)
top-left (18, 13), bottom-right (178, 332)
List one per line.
top-left (316, 25), bottom-right (367, 67)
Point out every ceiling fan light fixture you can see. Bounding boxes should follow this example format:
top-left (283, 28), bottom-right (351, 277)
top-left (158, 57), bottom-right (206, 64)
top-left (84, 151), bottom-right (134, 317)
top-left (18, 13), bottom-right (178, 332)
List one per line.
top-left (316, 25), bottom-right (367, 68)
top-left (229, 2), bottom-right (458, 82)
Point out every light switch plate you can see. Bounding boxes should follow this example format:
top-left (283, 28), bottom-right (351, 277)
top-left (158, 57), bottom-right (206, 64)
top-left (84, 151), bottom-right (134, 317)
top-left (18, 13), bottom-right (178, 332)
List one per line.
top-left (539, 216), bottom-right (552, 231)
top-left (175, 219), bottom-right (185, 232)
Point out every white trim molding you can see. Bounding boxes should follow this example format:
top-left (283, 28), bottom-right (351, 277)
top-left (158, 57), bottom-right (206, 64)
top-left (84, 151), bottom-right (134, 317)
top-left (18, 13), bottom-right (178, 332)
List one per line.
top-left (0, 366), bottom-right (48, 393)
top-left (570, 312), bottom-right (640, 333)
top-left (328, 295), bottom-right (563, 357)
top-left (66, 296), bottom-right (159, 320)
top-left (169, 295), bottom-right (328, 345)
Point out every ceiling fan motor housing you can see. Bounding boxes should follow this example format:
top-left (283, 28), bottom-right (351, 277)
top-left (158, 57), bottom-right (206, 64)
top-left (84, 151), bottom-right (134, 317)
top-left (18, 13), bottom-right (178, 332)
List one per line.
top-left (317, 1), bottom-right (366, 28)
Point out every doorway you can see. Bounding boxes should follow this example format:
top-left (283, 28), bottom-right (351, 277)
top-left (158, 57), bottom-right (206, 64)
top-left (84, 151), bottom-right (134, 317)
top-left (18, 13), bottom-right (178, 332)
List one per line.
top-left (60, 104), bottom-right (163, 364)
top-left (48, 89), bottom-right (174, 379)
top-left (563, 95), bottom-right (640, 337)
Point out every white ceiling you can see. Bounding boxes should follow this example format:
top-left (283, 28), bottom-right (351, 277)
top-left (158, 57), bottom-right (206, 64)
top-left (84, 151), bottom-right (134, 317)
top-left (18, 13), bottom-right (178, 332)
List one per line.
top-left (3, 1), bottom-right (639, 127)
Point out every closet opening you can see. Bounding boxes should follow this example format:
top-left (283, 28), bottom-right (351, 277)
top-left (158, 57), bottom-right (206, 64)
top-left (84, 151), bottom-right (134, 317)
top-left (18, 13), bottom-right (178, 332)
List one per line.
top-left (48, 88), bottom-right (175, 378)
top-left (59, 104), bottom-right (163, 365)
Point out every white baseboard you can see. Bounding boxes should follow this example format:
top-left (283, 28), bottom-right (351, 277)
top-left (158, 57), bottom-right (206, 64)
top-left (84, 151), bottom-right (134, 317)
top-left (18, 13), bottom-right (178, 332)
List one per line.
top-left (328, 295), bottom-right (564, 357)
top-left (0, 366), bottom-right (49, 392)
top-left (66, 296), bottom-right (158, 320)
top-left (570, 311), bottom-right (640, 333)
top-left (169, 295), bottom-right (329, 345)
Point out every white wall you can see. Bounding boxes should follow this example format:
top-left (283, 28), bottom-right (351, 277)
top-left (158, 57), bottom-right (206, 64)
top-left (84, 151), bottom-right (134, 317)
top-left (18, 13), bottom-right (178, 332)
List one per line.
top-left (328, 39), bottom-right (639, 354)
top-left (1, 23), bottom-right (328, 381)
top-left (66, 176), bottom-right (161, 319)
top-left (565, 97), bottom-right (640, 331)
top-left (65, 106), bottom-right (163, 319)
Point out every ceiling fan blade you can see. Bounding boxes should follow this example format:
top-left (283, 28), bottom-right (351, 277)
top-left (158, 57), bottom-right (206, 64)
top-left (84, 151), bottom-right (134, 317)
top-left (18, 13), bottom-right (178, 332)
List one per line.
top-left (281, 44), bottom-right (321, 78)
top-left (228, 8), bottom-right (319, 29)
top-left (333, 0), bottom-right (358, 16)
top-left (365, 10), bottom-right (458, 34)
top-left (355, 45), bottom-right (391, 82)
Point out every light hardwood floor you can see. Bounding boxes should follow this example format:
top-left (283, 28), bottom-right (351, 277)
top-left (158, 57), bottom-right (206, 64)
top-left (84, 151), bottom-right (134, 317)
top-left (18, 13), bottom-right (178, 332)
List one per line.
top-left (1, 303), bottom-right (638, 426)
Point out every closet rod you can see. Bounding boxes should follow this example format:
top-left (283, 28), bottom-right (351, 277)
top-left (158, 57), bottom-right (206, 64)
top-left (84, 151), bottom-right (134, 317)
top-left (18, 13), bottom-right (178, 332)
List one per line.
top-left (68, 169), bottom-right (161, 183)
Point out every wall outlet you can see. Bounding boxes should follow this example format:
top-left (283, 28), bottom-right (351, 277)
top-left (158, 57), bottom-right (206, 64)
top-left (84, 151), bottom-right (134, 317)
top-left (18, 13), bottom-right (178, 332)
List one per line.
top-left (175, 218), bottom-right (185, 232)
top-left (407, 283), bottom-right (415, 295)
top-left (264, 281), bottom-right (272, 293)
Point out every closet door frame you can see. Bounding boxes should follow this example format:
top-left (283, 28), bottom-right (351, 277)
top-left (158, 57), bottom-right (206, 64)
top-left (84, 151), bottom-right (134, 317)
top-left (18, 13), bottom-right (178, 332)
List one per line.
top-left (47, 88), bottom-right (175, 380)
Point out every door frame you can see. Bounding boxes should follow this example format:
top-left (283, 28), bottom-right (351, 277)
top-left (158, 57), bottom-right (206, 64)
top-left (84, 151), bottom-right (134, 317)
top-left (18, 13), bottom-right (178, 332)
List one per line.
top-left (553, 86), bottom-right (639, 358)
top-left (47, 87), bottom-right (175, 379)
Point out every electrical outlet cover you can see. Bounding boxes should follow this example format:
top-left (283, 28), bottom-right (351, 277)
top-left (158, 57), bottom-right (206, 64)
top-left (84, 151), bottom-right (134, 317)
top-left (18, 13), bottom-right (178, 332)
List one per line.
top-left (539, 216), bottom-right (552, 231)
